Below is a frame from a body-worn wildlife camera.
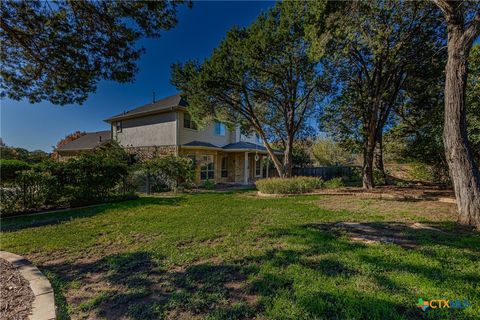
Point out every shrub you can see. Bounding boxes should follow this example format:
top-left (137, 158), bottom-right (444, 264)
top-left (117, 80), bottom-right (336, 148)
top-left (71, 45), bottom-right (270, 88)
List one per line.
top-left (1, 144), bottom-right (132, 215)
top-left (63, 150), bottom-right (129, 203)
top-left (0, 159), bottom-right (30, 182)
top-left (16, 169), bottom-right (57, 211)
top-left (0, 187), bottom-right (22, 215)
top-left (324, 177), bottom-right (345, 189)
top-left (143, 155), bottom-right (195, 192)
top-left (256, 177), bottom-right (323, 194)
top-left (408, 163), bottom-right (435, 182)
top-left (373, 169), bottom-right (387, 186)
top-left (202, 179), bottom-right (215, 190)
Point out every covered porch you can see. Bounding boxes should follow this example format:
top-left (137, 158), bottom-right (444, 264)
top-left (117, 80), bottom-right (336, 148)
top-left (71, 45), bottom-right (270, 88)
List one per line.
top-left (179, 141), bottom-right (281, 185)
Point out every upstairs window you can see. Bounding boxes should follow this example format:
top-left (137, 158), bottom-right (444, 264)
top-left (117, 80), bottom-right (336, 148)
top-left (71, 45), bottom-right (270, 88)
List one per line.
top-left (255, 133), bottom-right (262, 143)
top-left (214, 122), bottom-right (226, 136)
top-left (116, 121), bottom-right (122, 133)
top-left (184, 113), bottom-right (198, 130)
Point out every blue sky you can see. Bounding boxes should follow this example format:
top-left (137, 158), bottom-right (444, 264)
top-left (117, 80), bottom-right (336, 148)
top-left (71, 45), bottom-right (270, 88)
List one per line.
top-left (0, 1), bottom-right (276, 152)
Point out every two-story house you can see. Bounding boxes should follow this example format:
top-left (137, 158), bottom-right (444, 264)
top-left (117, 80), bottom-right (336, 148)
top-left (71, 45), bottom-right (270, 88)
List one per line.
top-left (57, 94), bottom-right (280, 184)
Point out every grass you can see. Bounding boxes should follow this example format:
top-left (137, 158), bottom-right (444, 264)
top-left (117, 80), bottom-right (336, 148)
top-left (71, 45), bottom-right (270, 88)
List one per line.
top-left (1, 191), bottom-right (479, 319)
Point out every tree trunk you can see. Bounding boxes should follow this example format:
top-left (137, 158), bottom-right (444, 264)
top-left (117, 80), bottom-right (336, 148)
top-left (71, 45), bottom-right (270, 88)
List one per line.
top-left (262, 140), bottom-right (285, 178)
top-left (443, 29), bottom-right (480, 228)
top-left (362, 134), bottom-right (375, 189)
top-left (374, 132), bottom-right (387, 185)
top-left (283, 137), bottom-right (294, 178)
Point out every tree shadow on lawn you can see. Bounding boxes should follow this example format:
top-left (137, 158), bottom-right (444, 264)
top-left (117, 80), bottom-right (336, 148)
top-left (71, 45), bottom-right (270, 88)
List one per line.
top-left (44, 222), bottom-right (479, 320)
top-left (1, 197), bottom-right (183, 232)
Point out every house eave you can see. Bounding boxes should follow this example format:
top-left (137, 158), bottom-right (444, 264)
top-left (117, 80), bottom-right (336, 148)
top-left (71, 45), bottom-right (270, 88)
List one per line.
top-left (104, 105), bottom-right (186, 123)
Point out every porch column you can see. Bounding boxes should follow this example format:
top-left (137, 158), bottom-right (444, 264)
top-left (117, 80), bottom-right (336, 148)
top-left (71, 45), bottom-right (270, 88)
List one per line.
top-left (260, 155), bottom-right (264, 177)
top-left (266, 155), bottom-right (270, 178)
top-left (244, 152), bottom-right (249, 185)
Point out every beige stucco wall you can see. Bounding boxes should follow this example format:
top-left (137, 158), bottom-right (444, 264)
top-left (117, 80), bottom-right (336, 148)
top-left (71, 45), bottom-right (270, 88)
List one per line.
top-left (113, 112), bottom-right (177, 147)
top-left (178, 111), bottom-right (235, 147)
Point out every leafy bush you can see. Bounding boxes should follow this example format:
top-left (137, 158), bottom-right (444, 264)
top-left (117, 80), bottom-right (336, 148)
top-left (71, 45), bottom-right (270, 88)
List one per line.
top-left (324, 177), bottom-right (345, 189)
top-left (0, 159), bottom-right (30, 182)
top-left (202, 179), bottom-right (215, 190)
top-left (373, 169), bottom-right (387, 186)
top-left (0, 187), bottom-right (22, 215)
top-left (143, 155), bottom-right (194, 192)
top-left (62, 147), bottom-right (129, 204)
top-left (256, 177), bottom-right (323, 194)
top-left (408, 163), bottom-right (435, 182)
top-left (16, 169), bottom-right (57, 210)
top-left (1, 143), bottom-right (132, 215)
top-left (312, 139), bottom-right (355, 166)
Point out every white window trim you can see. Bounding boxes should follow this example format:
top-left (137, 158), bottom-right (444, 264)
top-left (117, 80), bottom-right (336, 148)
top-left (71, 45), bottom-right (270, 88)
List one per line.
top-left (255, 157), bottom-right (262, 177)
top-left (116, 121), bottom-right (122, 133)
top-left (183, 113), bottom-right (198, 130)
top-left (221, 156), bottom-right (228, 178)
top-left (200, 155), bottom-right (215, 180)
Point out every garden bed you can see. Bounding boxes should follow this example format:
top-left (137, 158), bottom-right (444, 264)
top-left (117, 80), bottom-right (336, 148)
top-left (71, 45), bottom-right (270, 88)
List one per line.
top-left (0, 258), bottom-right (35, 320)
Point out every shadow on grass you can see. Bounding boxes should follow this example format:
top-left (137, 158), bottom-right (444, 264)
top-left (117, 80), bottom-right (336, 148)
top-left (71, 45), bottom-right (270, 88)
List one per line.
top-left (1, 197), bottom-right (183, 232)
top-left (42, 222), bottom-right (479, 320)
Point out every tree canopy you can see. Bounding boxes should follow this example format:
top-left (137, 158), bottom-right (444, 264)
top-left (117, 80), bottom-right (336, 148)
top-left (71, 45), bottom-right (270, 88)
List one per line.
top-left (172, 1), bottom-right (329, 177)
top-left (309, 0), bottom-right (445, 188)
top-left (1, 0), bottom-right (187, 105)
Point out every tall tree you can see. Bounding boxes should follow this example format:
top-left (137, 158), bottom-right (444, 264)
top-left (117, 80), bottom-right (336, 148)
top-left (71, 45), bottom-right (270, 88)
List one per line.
top-left (466, 44), bottom-right (480, 163)
top-left (308, 0), bottom-right (444, 188)
top-left (1, 0), bottom-right (187, 105)
top-left (433, 0), bottom-right (480, 228)
top-left (384, 44), bottom-right (479, 184)
top-left (172, 2), bottom-right (328, 177)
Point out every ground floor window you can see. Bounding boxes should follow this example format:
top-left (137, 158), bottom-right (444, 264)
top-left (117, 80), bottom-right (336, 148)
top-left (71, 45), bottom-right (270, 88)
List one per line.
top-left (221, 157), bottom-right (228, 177)
top-left (200, 155), bottom-right (214, 180)
top-left (255, 156), bottom-right (261, 176)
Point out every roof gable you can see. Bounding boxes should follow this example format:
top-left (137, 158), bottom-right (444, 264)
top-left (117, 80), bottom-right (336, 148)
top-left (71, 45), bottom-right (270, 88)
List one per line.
top-left (105, 94), bottom-right (187, 122)
top-left (56, 131), bottom-right (111, 152)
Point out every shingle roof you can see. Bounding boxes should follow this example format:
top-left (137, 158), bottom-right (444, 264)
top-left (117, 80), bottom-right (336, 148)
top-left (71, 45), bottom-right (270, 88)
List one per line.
top-left (182, 141), bottom-right (221, 149)
top-left (56, 131), bottom-right (111, 152)
top-left (105, 93), bottom-right (187, 122)
top-left (222, 141), bottom-right (271, 152)
top-left (182, 141), bottom-right (282, 154)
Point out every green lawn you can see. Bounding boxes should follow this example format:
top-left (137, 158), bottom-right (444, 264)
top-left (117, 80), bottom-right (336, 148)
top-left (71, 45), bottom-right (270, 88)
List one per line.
top-left (1, 191), bottom-right (479, 320)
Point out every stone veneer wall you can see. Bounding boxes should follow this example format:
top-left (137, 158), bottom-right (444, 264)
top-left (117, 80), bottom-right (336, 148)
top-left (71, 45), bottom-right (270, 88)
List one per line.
top-left (124, 145), bottom-right (178, 162)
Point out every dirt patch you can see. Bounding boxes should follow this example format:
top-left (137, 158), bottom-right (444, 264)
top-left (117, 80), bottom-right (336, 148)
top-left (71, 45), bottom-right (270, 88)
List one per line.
top-left (314, 195), bottom-right (457, 222)
top-left (0, 258), bottom-right (35, 320)
top-left (322, 185), bottom-right (454, 198)
top-left (311, 222), bottom-right (446, 249)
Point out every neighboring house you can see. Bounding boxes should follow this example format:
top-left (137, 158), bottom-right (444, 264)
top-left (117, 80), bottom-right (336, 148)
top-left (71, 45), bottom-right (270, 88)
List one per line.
top-left (56, 130), bottom-right (111, 161)
top-left (58, 93), bottom-right (280, 184)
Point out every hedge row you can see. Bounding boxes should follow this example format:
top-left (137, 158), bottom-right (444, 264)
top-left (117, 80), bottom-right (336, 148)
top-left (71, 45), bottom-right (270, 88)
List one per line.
top-left (0, 144), bottom-right (131, 216)
top-left (255, 177), bottom-right (324, 194)
top-left (256, 176), bottom-right (345, 195)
